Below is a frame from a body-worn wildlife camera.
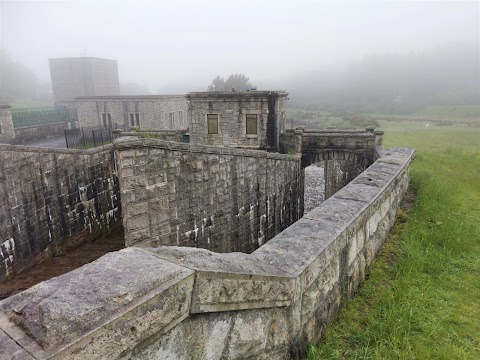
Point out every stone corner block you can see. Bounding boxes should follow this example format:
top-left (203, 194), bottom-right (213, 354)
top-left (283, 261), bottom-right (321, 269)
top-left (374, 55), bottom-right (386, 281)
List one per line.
top-left (144, 247), bottom-right (295, 314)
top-left (0, 247), bottom-right (194, 360)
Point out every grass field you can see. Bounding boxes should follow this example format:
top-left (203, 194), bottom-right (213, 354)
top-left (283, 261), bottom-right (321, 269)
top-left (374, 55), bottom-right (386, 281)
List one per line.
top-left (9, 99), bottom-right (54, 110)
top-left (306, 119), bottom-right (480, 359)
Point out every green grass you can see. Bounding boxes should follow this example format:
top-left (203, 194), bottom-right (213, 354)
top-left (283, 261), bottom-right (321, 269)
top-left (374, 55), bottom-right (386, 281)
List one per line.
top-left (306, 121), bottom-right (480, 359)
top-left (369, 105), bottom-right (480, 126)
top-left (9, 99), bottom-right (54, 110)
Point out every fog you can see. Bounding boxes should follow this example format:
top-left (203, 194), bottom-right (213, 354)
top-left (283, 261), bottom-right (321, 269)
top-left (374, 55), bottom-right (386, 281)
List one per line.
top-left (1, 0), bottom-right (478, 108)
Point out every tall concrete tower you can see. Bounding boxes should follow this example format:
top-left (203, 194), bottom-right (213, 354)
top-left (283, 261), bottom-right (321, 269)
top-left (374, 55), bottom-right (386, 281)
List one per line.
top-left (49, 57), bottom-right (120, 106)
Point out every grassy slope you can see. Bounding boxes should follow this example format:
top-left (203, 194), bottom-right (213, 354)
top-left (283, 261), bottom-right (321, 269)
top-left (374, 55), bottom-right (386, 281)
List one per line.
top-left (307, 122), bottom-right (480, 359)
top-left (369, 105), bottom-right (480, 125)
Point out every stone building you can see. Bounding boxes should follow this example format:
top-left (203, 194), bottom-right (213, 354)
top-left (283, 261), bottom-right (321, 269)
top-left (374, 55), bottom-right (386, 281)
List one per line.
top-left (186, 91), bottom-right (288, 150)
top-left (49, 57), bottom-right (120, 106)
top-left (75, 95), bottom-right (188, 130)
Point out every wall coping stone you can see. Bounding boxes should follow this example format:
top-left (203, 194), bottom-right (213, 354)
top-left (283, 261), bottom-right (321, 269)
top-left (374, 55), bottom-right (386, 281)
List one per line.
top-left (186, 91), bottom-right (288, 100)
top-left (0, 248), bottom-right (194, 359)
top-left (301, 132), bottom-right (375, 139)
top-left (114, 138), bottom-right (302, 161)
top-left (74, 95), bottom-right (185, 101)
top-left (0, 143), bottom-right (114, 155)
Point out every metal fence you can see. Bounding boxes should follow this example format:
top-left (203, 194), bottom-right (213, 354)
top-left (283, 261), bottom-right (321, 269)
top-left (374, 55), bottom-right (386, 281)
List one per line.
top-left (12, 106), bottom-right (77, 128)
top-left (65, 126), bottom-right (117, 149)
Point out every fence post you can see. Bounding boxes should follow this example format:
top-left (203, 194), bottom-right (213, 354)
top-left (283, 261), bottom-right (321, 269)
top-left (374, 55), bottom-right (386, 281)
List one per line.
top-left (92, 130), bottom-right (96, 147)
top-left (82, 128), bottom-right (87, 148)
top-left (65, 129), bottom-right (69, 148)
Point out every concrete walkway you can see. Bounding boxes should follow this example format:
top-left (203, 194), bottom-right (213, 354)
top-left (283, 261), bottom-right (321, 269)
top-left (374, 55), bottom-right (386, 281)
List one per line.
top-left (19, 135), bottom-right (67, 149)
top-left (0, 229), bottom-right (125, 300)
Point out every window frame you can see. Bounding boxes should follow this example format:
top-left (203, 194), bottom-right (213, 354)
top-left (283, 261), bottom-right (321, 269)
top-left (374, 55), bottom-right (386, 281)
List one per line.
top-left (129, 113), bottom-right (140, 127)
top-left (178, 110), bottom-right (183, 126)
top-left (102, 113), bottom-right (112, 128)
top-left (207, 113), bottom-right (219, 135)
top-left (245, 114), bottom-right (258, 136)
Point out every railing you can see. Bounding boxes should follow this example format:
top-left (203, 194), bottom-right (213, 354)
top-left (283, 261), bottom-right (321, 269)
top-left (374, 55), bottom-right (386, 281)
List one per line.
top-left (65, 125), bottom-right (119, 149)
top-left (12, 106), bottom-right (76, 128)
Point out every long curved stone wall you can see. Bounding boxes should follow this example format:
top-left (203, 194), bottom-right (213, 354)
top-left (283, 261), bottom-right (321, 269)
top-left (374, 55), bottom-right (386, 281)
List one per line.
top-left (0, 146), bottom-right (414, 359)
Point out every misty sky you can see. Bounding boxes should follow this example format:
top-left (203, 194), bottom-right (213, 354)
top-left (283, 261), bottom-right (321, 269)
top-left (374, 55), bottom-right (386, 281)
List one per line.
top-left (1, 0), bottom-right (478, 92)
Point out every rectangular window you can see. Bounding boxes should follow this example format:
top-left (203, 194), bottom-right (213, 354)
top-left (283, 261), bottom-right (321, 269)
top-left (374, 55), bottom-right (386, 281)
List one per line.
top-left (207, 114), bottom-right (218, 134)
top-left (102, 113), bottom-right (112, 128)
top-left (169, 112), bottom-right (175, 128)
top-left (246, 114), bottom-right (257, 135)
top-left (130, 113), bottom-right (140, 127)
top-left (178, 111), bottom-right (183, 125)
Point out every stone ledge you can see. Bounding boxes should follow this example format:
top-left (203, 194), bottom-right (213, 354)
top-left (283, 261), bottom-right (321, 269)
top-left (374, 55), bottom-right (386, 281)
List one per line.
top-left (0, 143), bottom-right (114, 155)
top-left (114, 138), bottom-right (301, 161)
top-left (0, 248), bottom-right (194, 359)
top-left (145, 247), bottom-right (295, 314)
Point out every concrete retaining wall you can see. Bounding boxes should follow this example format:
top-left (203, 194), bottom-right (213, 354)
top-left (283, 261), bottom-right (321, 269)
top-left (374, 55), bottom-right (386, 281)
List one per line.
top-left (12, 122), bottom-right (70, 144)
top-left (0, 147), bottom-right (414, 360)
top-left (0, 144), bottom-right (121, 283)
top-left (116, 138), bottom-right (303, 253)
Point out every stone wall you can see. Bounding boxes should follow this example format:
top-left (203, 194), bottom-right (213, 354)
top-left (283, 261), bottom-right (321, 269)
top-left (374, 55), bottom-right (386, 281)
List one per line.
top-left (187, 91), bottom-right (288, 150)
top-left (0, 105), bottom-right (15, 143)
top-left (0, 144), bottom-right (121, 283)
top-left (116, 129), bottom-right (188, 143)
top-left (12, 122), bottom-right (70, 144)
top-left (75, 95), bottom-right (187, 130)
top-left (304, 163), bottom-right (325, 212)
top-left (0, 147), bottom-right (415, 360)
top-left (300, 130), bottom-right (378, 199)
top-left (116, 138), bottom-right (303, 253)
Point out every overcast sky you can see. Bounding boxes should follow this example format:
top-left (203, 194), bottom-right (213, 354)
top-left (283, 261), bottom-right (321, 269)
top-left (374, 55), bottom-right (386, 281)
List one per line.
top-left (1, 0), bottom-right (478, 92)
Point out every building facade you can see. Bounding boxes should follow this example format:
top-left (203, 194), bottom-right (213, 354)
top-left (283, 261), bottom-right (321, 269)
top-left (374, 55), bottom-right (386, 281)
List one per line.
top-left (75, 95), bottom-right (188, 130)
top-left (49, 57), bottom-right (120, 105)
top-left (186, 91), bottom-right (288, 150)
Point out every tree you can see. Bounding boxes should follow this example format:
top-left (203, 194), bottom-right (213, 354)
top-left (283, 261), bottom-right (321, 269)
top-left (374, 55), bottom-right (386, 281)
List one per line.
top-left (207, 73), bottom-right (254, 91)
top-left (207, 75), bottom-right (225, 91)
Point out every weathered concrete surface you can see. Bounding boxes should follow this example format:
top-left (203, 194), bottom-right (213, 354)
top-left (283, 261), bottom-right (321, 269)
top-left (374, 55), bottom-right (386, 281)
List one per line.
top-left (0, 248), bottom-right (194, 359)
top-left (116, 138), bottom-right (303, 253)
top-left (304, 163), bottom-right (325, 212)
top-left (0, 144), bottom-right (121, 283)
top-left (0, 146), bottom-right (414, 360)
top-left (148, 246), bottom-right (295, 313)
top-left (0, 228), bottom-right (124, 301)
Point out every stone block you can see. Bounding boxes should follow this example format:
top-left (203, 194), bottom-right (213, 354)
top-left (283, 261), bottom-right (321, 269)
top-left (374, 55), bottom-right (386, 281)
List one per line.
top-left (0, 248), bottom-right (194, 359)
